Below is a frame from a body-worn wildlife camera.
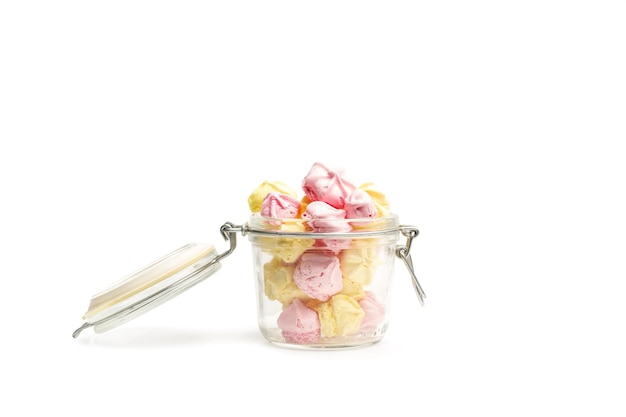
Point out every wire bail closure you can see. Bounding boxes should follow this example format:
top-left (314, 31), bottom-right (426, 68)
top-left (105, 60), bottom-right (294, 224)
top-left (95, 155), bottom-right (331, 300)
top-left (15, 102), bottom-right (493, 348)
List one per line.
top-left (219, 222), bottom-right (425, 306)
top-left (396, 226), bottom-right (426, 305)
top-left (216, 222), bottom-right (244, 262)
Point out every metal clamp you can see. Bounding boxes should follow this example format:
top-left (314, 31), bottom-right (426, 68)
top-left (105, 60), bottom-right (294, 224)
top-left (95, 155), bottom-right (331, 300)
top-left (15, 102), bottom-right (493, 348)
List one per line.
top-left (222, 221), bottom-right (425, 305)
top-left (396, 226), bottom-right (426, 305)
top-left (223, 221), bottom-right (425, 305)
top-left (215, 222), bottom-right (245, 262)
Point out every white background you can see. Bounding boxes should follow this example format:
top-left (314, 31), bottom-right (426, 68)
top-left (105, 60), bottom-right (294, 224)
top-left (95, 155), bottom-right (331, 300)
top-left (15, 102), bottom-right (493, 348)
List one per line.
top-left (1, 1), bottom-right (625, 416)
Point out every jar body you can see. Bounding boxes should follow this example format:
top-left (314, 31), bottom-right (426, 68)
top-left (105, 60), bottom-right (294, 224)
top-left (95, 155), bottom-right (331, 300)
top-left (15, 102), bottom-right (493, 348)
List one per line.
top-left (247, 214), bottom-right (399, 349)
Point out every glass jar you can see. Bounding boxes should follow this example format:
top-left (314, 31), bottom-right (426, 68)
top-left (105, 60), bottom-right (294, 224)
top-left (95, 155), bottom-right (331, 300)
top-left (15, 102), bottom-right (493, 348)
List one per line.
top-left (245, 213), bottom-right (420, 349)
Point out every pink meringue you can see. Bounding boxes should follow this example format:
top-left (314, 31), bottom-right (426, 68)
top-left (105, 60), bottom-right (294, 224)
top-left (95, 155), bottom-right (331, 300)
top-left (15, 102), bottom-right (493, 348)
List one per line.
top-left (248, 180), bottom-right (298, 213)
top-left (261, 192), bottom-right (301, 219)
top-left (302, 162), bottom-right (356, 209)
top-left (311, 238), bottom-right (351, 254)
top-left (358, 292), bottom-right (386, 333)
top-left (277, 298), bottom-right (321, 344)
top-left (344, 189), bottom-right (378, 219)
top-left (301, 201), bottom-right (351, 233)
top-left (294, 251), bottom-right (343, 301)
top-left (302, 201), bottom-right (352, 252)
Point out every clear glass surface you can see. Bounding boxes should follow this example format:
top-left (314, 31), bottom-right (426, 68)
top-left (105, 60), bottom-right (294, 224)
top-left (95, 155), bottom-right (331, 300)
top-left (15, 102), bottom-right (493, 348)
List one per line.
top-left (247, 214), bottom-right (400, 349)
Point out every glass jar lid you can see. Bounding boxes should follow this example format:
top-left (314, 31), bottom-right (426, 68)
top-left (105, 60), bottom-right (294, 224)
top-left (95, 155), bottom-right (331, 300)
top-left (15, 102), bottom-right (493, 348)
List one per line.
top-left (72, 242), bottom-right (221, 338)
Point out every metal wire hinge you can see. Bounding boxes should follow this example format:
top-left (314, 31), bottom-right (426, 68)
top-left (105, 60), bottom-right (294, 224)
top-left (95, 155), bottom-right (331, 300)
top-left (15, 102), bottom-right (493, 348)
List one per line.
top-left (396, 226), bottom-right (426, 306)
top-left (215, 222), bottom-right (247, 262)
top-left (218, 222), bottom-right (426, 305)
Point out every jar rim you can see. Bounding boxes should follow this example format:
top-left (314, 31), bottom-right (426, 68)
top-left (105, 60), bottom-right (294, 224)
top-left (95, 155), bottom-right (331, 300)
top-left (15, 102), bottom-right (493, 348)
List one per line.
top-left (245, 213), bottom-right (401, 238)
